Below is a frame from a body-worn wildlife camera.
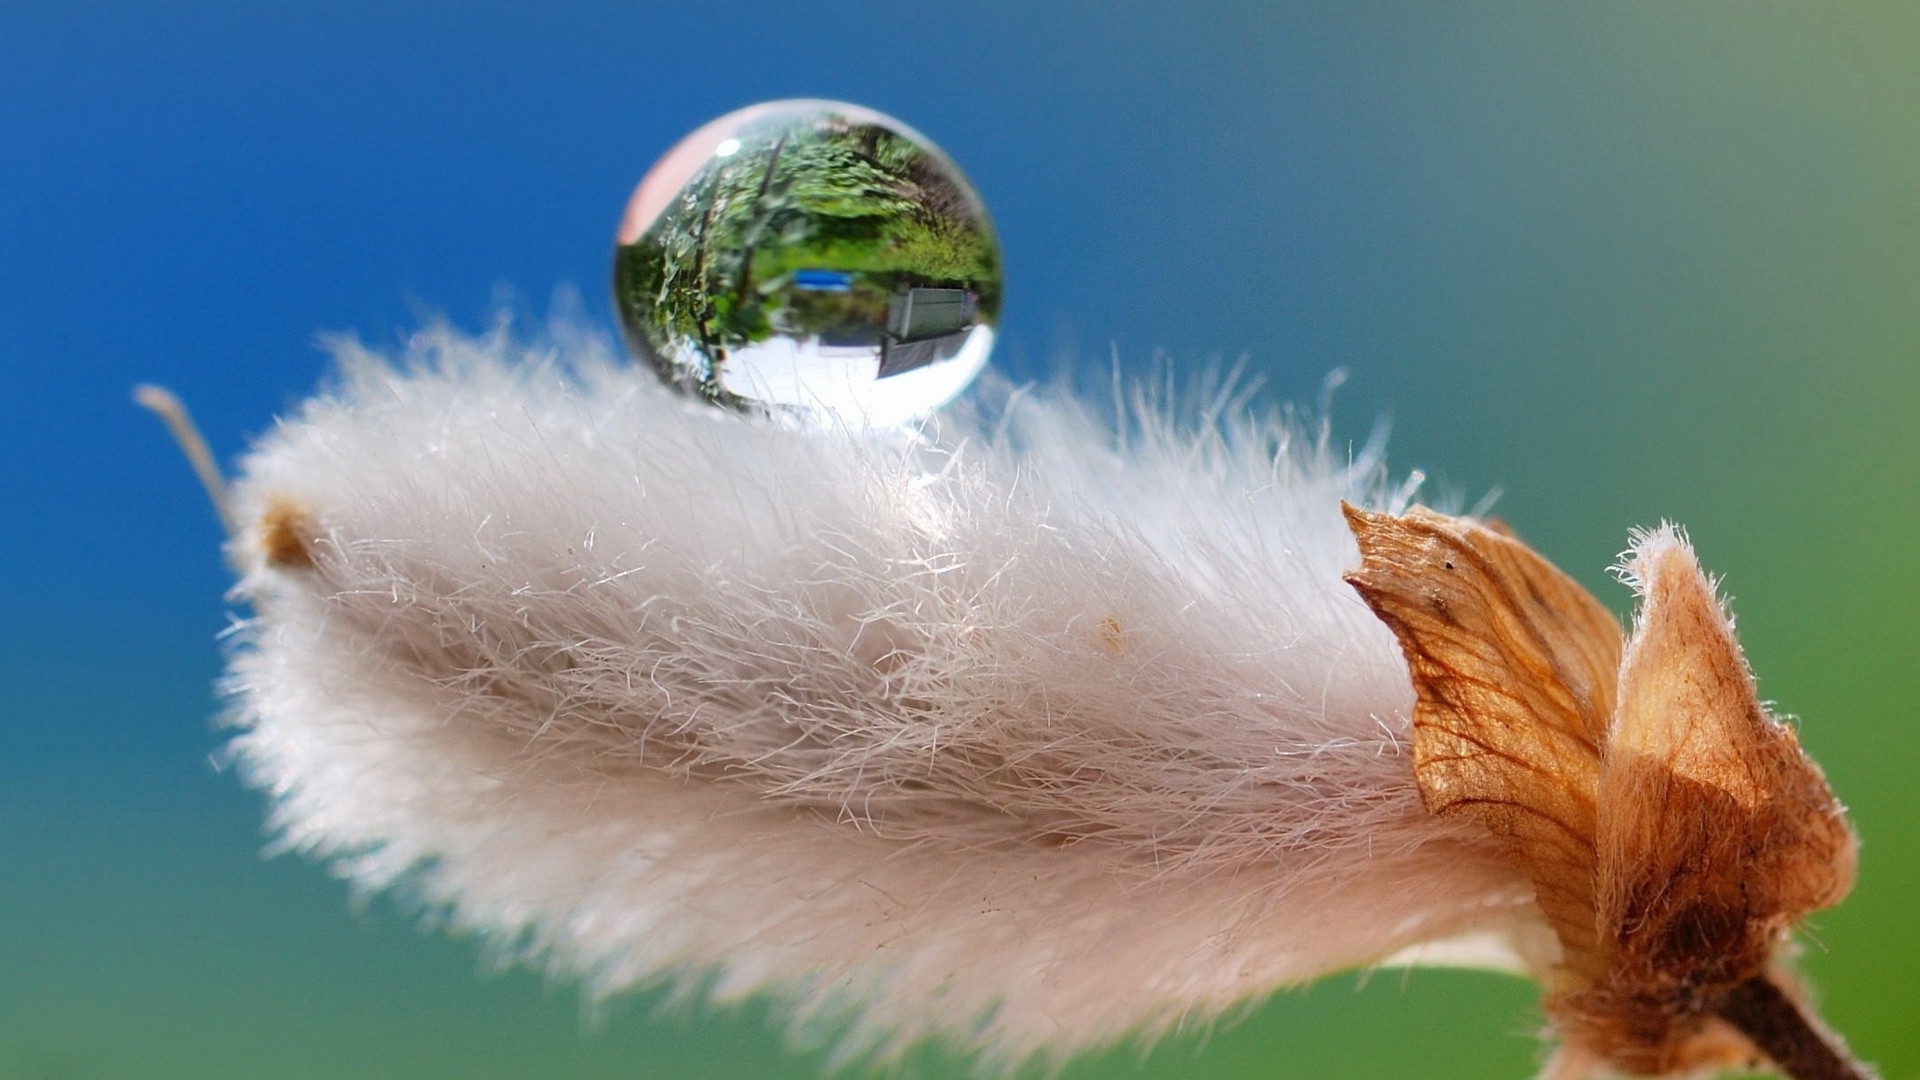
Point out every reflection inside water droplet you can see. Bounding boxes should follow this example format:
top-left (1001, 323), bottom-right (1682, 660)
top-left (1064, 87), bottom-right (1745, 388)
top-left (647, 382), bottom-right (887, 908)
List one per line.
top-left (613, 100), bottom-right (1001, 427)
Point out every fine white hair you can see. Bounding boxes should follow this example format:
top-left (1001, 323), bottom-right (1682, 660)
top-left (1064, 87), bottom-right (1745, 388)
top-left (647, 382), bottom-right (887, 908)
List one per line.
top-left (222, 322), bottom-right (1540, 1069)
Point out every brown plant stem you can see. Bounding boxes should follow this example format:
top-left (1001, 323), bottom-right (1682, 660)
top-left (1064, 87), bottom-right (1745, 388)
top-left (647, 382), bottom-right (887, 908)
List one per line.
top-left (1715, 974), bottom-right (1872, 1080)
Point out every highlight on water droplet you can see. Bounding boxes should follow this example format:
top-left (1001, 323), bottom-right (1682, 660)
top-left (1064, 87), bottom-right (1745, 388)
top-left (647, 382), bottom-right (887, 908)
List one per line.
top-left (613, 100), bottom-right (1001, 428)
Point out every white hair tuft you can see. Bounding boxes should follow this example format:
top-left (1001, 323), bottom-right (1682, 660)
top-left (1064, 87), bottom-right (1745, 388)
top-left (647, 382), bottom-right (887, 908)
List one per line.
top-left (220, 322), bottom-right (1541, 1068)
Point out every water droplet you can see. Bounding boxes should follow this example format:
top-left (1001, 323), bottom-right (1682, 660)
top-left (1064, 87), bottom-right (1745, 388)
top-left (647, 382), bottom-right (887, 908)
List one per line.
top-left (613, 100), bottom-right (1001, 427)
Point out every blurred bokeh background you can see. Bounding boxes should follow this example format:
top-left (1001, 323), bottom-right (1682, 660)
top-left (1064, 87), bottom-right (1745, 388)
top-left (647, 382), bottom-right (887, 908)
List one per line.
top-left (3, 4), bottom-right (1915, 1077)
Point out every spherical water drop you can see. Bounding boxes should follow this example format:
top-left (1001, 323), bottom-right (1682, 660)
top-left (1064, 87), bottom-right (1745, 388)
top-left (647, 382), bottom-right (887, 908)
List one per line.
top-left (613, 100), bottom-right (1001, 427)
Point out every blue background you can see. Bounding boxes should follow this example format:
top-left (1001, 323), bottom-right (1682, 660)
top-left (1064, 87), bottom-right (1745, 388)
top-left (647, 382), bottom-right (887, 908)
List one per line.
top-left (4, 4), bottom-right (1916, 1077)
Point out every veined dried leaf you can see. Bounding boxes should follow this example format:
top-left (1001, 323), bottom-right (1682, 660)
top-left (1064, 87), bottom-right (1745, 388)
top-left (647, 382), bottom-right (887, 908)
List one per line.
top-left (1343, 504), bottom-right (1620, 981)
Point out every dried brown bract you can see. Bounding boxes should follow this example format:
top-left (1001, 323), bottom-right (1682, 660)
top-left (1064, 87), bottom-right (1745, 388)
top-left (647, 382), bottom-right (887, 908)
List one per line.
top-left (1343, 505), bottom-right (1865, 1080)
top-left (257, 493), bottom-right (320, 569)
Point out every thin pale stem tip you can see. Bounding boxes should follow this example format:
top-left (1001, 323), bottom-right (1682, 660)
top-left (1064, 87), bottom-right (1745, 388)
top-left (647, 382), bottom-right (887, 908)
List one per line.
top-left (134, 384), bottom-right (238, 538)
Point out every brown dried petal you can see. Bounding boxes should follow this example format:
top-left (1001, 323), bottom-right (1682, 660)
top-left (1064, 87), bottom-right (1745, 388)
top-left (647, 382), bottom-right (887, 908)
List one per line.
top-left (1559, 529), bottom-right (1859, 1070)
top-left (1601, 529), bottom-right (1856, 940)
top-left (1342, 504), bottom-right (1621, 981)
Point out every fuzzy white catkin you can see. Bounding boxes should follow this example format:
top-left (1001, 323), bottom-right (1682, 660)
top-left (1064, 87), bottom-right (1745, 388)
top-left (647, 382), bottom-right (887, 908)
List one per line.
top-left (223, 322), bottom-right (1545, 1068)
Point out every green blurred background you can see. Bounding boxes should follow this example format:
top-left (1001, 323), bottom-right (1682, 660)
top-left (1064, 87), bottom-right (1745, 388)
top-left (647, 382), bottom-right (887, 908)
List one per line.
top-left (3, 3), bottom-right (1914, 1077)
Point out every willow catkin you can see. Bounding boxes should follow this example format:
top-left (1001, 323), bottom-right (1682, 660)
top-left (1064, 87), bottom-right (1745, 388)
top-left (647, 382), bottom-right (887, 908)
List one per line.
top-left (198, 320), bottom-right (1860, 1077)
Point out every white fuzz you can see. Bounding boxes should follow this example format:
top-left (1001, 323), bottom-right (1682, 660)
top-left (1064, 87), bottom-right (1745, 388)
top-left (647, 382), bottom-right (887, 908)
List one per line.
top-left (223, 322), bottom-right (1537, 1067)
